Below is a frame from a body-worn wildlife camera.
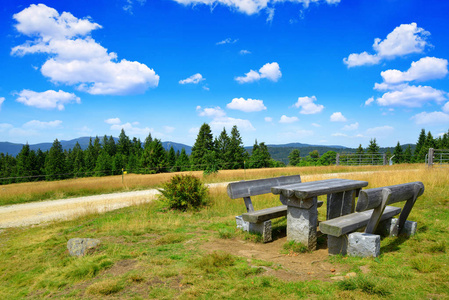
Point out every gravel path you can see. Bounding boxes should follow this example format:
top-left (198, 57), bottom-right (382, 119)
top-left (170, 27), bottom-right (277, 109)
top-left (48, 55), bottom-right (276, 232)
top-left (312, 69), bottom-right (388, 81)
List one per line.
top-left (0, 170), bottom-right (415, 229)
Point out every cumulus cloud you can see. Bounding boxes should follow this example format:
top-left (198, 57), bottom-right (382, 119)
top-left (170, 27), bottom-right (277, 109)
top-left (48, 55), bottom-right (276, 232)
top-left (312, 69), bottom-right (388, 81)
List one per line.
top-left (342, 122), bottom-right (359, 131)
top-left (105, 118), bottom-right (121, 125)
top-left (235, 62), bottom-right (281, 83)
top-left (381, 57), bottom-right (448, 84)
top-left (11, 4), bottom-right (159, 95)
top-left (197, 106), bottom-right (255, 131)
top-left (226, 98), bottom-right (267, 112)
top-left (179, 73), bottom-right (205, 84)
top-left (344, 23), bottom-right (430, 67)
top-left (366, 125), bottom-right (394, 136)
top-left (365, 97), bottom-right (374, 106)
top-left (412, 111), bottom-right (449, 125)
top-left (216, 38), bottom-right (238, 45)
top-left (375, 84), bottom-right (447, 107)
top-left (443, 102), bottom-right (449, 113)
top-left (15, 89), bottom-right (80, 110)
top-left (172, 0), bottom-right (339, 16)
top-left (23, 120), bottom-right (62, 129)
top-left (330, 112), bottom-right (347, 122)
top-left (0, 97), bottom-right (4, 111)
top-left (240, 50), bottom-right (251, 55)
top-left (293, 96), bottom-right (324, 114)
top-left (196, 106), bottom-right (226, 118)
top-left (279, 115), bottom-right (299, 123)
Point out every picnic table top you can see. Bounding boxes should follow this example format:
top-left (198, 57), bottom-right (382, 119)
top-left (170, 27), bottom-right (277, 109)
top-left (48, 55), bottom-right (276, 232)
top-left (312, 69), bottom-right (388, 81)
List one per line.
top-left (271, 178), bottom-right (368, 200)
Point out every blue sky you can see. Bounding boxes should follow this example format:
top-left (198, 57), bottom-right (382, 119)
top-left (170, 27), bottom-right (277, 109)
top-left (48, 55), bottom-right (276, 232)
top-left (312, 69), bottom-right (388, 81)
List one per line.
top-left (0, 0), bottom-right (448, 148)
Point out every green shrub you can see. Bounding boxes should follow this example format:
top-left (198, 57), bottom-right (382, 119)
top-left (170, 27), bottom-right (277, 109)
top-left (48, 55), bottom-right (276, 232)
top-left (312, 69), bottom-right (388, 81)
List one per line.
top-left (158, 175), bottom-right (209, 211)
top-left (282, 240), bottom-right (308, 254)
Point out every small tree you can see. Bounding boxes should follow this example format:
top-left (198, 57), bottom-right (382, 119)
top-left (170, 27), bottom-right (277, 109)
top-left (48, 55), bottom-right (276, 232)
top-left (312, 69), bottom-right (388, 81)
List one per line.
top-left (393, 141), bottom-right (403, 164)
top-left (288, 149), bottom-right (301, 166)
top-left (158, 175), bottom-right (209, 211)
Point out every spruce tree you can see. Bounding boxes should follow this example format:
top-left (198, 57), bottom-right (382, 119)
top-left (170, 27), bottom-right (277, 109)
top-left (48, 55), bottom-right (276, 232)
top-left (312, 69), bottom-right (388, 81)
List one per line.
top-left (229, 125), bottom-right (247, 169)
top-left (16, 144), bottom-right (33, 182)
top-left (167, 146), bottom-right (176, 170)
top-left (94, 149), bottom-right (112, 176)
top-left (414, 129), bottom-right (426, 162)
top-left (215, 128), bottom-right (230, 169)
top-left (392, 141), bottom-right (403, 164)
top-left (45, 139), bottom-right (66, 180)
top-left (84, 138), bottom-right (96, 173)
top-left (403, 145), bottom-right (412, 163)
top-left (175, 148), bottom-right (190, 171)
top-left (288, 149), bottom-right (301, 166)
top-left (190, 123), bottom-right (214, 170)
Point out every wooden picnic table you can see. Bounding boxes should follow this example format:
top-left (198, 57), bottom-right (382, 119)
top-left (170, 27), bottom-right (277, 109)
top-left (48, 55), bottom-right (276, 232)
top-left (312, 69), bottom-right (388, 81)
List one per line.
top-left (271, 178), bottom-right (368, 250)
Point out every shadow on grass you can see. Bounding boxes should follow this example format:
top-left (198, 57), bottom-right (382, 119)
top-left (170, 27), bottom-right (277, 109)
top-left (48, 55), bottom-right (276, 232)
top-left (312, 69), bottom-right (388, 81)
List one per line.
top-left (380, 235), bottom-right (409, 253)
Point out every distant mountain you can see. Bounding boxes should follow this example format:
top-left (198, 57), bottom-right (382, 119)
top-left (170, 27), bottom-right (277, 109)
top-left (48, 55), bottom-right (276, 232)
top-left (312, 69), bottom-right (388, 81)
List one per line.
top-left (266, 143), bottom-right (349, 149)
top-left (0, 137), bottom-right (192, 156)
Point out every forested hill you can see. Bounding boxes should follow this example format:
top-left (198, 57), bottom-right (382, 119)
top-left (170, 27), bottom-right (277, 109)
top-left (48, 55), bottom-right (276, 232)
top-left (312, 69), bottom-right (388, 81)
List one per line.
top-left (0, 138), bottom-right (192, 157)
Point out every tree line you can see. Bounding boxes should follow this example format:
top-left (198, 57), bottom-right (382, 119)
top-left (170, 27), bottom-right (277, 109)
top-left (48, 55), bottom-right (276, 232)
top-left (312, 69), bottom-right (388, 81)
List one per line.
top-left (0, 124), bottom-right (279, 184)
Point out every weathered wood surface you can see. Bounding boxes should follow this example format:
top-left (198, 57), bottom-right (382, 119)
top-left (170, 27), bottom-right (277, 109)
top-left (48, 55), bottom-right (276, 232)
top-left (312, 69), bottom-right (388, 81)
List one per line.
top-left (227, 175), bottom-right (301, 199)
top-left (319, 206), bottom-right (401, 237)
top-left (271, 179), bottom-right (368, 200)
top-left (391, 183), bottom-right (424, 236)
top-left (356, 182), bottom-right (425, 212)
top-left (242, 201), bottom-right (324, 223)
top-left (364, 188), bottom-right (391, 234)
top-left (326, 189), bottom-right (358, 219)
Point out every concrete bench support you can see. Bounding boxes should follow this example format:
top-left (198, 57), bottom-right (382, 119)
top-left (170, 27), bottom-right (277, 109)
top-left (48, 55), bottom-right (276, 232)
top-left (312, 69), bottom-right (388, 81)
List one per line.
top-left (286, 197), bottom-right (318, 251)
top-left (347, 232), bottom-right (380, 257)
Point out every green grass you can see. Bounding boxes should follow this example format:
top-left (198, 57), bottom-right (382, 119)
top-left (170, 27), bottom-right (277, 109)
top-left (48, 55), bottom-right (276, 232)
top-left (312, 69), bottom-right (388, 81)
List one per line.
top-left (0, 167), bottom-right (448, 298)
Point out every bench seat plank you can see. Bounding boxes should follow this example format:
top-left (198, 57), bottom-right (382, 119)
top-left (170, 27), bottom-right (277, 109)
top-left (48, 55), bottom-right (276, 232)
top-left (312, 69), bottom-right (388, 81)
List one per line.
top-left (319, 205), bottom-right (401, 237)
top-left (242, 201), bottom-right (324, 223)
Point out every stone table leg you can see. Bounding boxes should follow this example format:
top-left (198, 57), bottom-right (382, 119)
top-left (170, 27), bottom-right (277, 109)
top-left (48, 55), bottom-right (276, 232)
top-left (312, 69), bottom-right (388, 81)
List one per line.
top-left (286, 196), bottom-right (318, 251)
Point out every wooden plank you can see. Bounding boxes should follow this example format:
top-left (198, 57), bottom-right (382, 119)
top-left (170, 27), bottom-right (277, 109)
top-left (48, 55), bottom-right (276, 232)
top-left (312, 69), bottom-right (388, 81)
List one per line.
top-left (227, 175), bottom-right (301, 199)
top-left (271, 178), bottom-right (368, 199)
top-left (356, 182), bottom-right (425, 212)
top-left (243, 196), bottom-right (254, 213)
top-left (391, 184), bottom-right (424, 236)
top-left (319, 206), bottom-right (401, 237)
top-left (365, 188), bottom-right (391, 234)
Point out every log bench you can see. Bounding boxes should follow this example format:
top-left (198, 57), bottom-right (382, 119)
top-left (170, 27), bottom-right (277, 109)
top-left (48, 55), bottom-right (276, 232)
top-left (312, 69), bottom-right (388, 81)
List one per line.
top-left (227, 175), bottom-right (323, 243)
top-left (319, 181), bottom-right (425, 257)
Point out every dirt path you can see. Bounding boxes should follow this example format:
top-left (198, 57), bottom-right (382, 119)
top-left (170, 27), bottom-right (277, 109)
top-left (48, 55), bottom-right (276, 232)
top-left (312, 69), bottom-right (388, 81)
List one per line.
top-left (0, 169), bottom-right (415, 229)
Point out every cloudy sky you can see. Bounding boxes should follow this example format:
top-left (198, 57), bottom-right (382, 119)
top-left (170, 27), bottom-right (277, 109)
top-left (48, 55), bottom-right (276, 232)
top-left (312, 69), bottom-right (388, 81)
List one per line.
top-left (0, 0), bottom-right (448, 147)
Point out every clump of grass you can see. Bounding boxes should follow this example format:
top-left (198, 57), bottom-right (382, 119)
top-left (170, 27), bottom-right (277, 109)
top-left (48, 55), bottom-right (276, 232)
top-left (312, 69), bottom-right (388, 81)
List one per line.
top-left (64, 257), bottom-right (113, 280)
top-left (282, 240), bottom-right (308, 254)
top-left (155, 233), bottom-right (186, 245)
top-left (86, 279), bottom-right (123, 295)
top-left (218, 228), bottom-right (235, 239)
top-left (196, 251), bottom-right (236, 273)
top-left (410, 256), bottom-right (441, 273)
top-left (428, 241), bottom-right (446, 253)
top-left (337, 275), bottom-right (391, 296)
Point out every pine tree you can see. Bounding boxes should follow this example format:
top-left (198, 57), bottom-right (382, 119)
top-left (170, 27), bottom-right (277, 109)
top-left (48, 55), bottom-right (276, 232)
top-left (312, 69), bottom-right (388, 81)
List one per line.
top-left (45, 139), bottom-right (66, 180)
top-left (103, 135), bottom-right (116, 157)
top-left (418, 131), bottom-right (435, 162)
top-left (94, 149), bottom-right (112, 176)
top-left (288, 149), bottom-right (301, 166)
top-left (190, 123), bottom-right (214, 170)
top-left (84, 138), bottom-right (96, 173)
top-left (117, 129), bottom-right (131, 156)
top-left (228, 125), bottom-right (247, 169)
top-left (16, 144), bottom-right (33, 182)
top-left (248, 141), bottom-right (271, 168)
top-left (71, 142), bottom-right (84, 177)
top-left (215, 128), bottom-right (230, 169)
top-left (167, 146), bottom-right (176, 171)
top-left (392, 141), bottom-right (403, 164)
top-left (175, 148), bottom-right (190, 171)
top-left (414, 129), bottom-right (426, 162)
top-left (140, 138), bottom-right (166, 173)
top-left (403, 145), bottom-right (412, 163)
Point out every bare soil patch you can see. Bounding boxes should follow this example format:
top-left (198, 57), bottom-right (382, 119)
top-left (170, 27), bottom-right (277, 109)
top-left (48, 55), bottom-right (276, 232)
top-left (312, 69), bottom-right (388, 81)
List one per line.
top-left (201, 236), bottom-right (350, 282)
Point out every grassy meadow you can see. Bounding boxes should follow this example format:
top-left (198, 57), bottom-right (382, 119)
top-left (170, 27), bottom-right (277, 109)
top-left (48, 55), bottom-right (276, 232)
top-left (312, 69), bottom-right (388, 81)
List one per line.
top-left (0, 165), bottom-right (448, 299)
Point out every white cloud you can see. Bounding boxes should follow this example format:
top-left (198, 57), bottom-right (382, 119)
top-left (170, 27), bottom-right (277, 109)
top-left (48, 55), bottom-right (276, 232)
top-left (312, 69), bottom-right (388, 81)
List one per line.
top-left (226, 98), bottom-right (267, 112)
top-left (110, 122), bottom-right (152, 136)
top-left (344, 23), bottom-right (430, 67)
top-left (381, 57), bottom-right (448, 84)
top-left (366, 125), bottom-right (394, 136)
top-left (210, 117), bottom-right (255, 131)
top-left (23, 120), bottom-right (62, 129)
top-left (365, 97), bottom-right (374, 106)
top-left (293, 96), bottom-right (324, 114)
top-left (342, 122), bottom-right (359, 131)
top-left (0, 97), bottom-right (4, 111)
top-left (240, 50), bottom-right (251, 55)
top-left (172, 0), bottom-right (339, 15)
top-left (15, 89), bottom-right (80, 110)
top-left (265, 117), bottom-right (273, 122)
top-left (279, 115), bottom-right (299, 123)
top-left (179, 73), bottom-right (205, 84)
top-left (443, 102), bottom-right (449, 113)
top-left (164, 126), bottom-right (175, 133)
top-left (0, 123), bottom-right (14, 132)
top-left (332, 132), bottom-right (347, 137)
top-left (123, 0), bottom-right (147, 14)
top-left (235, 62), bottom-right (281, 83)
top-left (376, 84), bottom-right (447, 107)
top-left (412, 111), bottom-right (449, 125)
top-left (216, 38), bottom-right (238, 45)
top-left (105, 118), bottom-right (121, 125)
top-left (330, 112), bottom-right (347, 122)
top-left (11, 4), bottom-right (159, 95)
top-left (311, 123), bottom-right (321, 127)
top-left (196, 106), bottom-right (226, 118)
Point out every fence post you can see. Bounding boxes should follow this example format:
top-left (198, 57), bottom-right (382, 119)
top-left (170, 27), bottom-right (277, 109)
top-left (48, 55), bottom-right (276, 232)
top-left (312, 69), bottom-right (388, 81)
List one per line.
top-left (383, 153), bottom-right (387, 166)
top-left (428, 148), bottom-right (434, 167)
top-left (336, 153), bottom-right (340, 166)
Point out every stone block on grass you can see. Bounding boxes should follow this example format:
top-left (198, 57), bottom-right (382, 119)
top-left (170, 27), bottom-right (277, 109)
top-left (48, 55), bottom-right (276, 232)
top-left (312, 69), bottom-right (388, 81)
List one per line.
top-left (67, 238), bottom-right (101, 257)
top-left (376, 218), bottom-right (417, 237)
top-left (347, 232), bottom-right (380, 258)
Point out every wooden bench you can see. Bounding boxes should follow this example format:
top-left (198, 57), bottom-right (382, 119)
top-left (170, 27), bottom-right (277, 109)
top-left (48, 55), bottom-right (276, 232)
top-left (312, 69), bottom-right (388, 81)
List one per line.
top-left (227, 175), bottom-right (323, 242)
top-left (319, 181), bottom-right (424, 256)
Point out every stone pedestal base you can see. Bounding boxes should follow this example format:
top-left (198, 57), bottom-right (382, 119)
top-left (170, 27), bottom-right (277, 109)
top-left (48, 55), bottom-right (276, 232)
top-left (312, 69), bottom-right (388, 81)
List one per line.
top-left (347, 232), bottom-right (380, 257)
top-left (327, 235), bottom-right (348, 255)
top-left (376, 218), bottom-right (417, 237)
top-left (235, 215), bottom-right (272, 243)
top-left (287, 204), bottom-right (318, 251)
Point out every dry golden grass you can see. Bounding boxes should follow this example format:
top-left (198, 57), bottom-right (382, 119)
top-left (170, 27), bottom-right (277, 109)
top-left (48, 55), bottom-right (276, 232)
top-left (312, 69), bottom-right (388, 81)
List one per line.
top-left (0, 164), bottom-right (425, 206)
